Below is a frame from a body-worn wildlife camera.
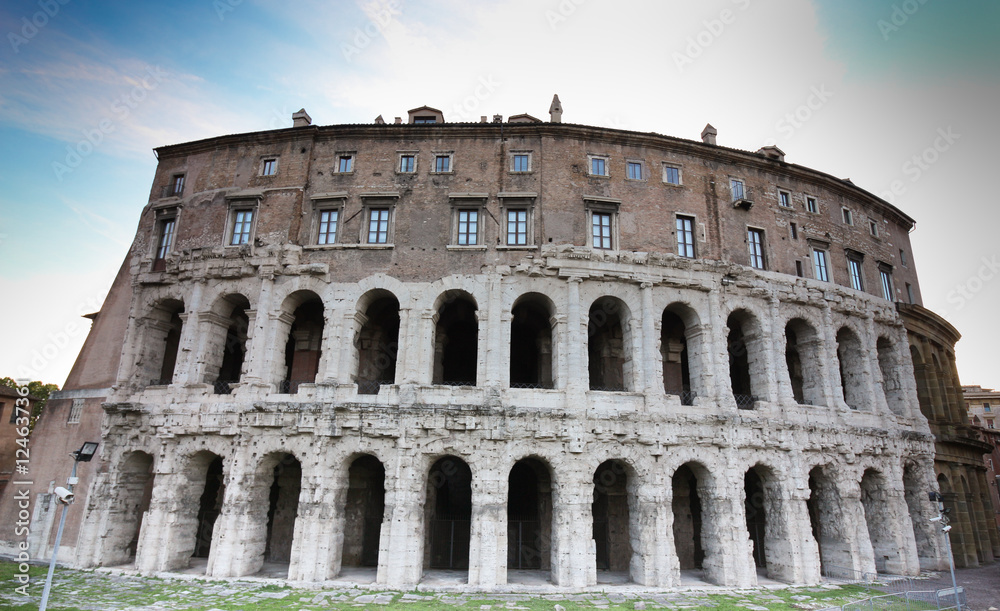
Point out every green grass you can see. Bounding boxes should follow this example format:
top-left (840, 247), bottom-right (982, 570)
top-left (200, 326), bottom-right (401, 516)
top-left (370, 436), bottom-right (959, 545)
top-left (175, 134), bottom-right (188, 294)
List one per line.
top-left (0, 561), bottom-right (878, 611)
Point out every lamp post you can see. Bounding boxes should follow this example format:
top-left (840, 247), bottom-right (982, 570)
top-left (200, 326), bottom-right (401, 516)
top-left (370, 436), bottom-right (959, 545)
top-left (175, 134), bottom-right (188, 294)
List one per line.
top-left (39, 441), bottom-right (99, 611)
top-left (929, 491), bottom-right (962, 611)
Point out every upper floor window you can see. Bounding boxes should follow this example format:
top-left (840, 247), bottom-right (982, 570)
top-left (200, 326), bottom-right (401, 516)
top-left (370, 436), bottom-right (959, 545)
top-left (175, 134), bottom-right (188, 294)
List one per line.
top-left (260, 158), bottom-right (278, 176)
top-left (900, 249), bottom-right (908, 267)
top-left (156, 217), bottom-right (176, 261)
top-left (880, 267), bottom-right (894, 300)
top-left (813, 249), bottom-right (830, 282)
top-left (434, 154), bottom-right (452, 173)
top-left (167, 174), bottom-right (185, 197)
top-left (663, 164), bottom-right (681, 185)
top-left (399, 154), bottom-right (416, 173)
top-left (906, 283), bottom-right (915, 304)
top-left (677, 215), bottom-right (695, 258)
top-left (848, 258), bottom-right (864, 291)
top-left (868, 218), bottom-right (879, 237)
top-left (626, 161), bottom-right (643, 180)
top-left (747, 228), bottom-right (766, 270)
top-left (806, 196), bottom-right (818, 213)
top-left (778, 189), bottom-right (791, 207)
top-left (842, 208), bottom-right (854, 225)
top-left (511, 153), bottom-right (531, 173)
top-left (589, 156), bottom-right (609, 177)
top-left (230, 209), bottom-right (254, 245)
top-left (367, 208), bottom-right (391, 244)
top-left (790, 222), bottom-right (798, 240)
top-left (507, 209), bottom-right (528, 246)
top-left (456, 209), bottom-right (480, 245)
top-left (413, 116), bottom-right (436, 124)
top-left (337, 154), bottom-right (354, 173)
top-left (985, 403), bottom-right (991, 412)
top-left (592, 213), bottom-right (612, 249)
top-left (318, 209), bottom-right (340, 245)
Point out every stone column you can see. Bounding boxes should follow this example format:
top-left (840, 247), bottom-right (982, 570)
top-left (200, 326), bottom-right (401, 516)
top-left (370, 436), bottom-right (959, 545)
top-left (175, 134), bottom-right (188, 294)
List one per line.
top-left (395, 307), bottom-right (413, 384)
top-left (171, 281), bottom-right (205, 385)
top-left (336, 311), bottom-right (364, 385)
top-left (482, 274), bottom-right (503, 387)
top-left (786, 459), bottom-right (823, 584)
top-left (702, 457), bottom-right (756, 587)
top-left (630, 475), bottom-right (674, 586)
top-left (550, 476), bottom-right (596, 587)
top-left (242, 276), bottom-right (275, 387)
top-left (378, 455), bottom-right (426, 587)
top-left (863, 314), bottom-right (888, 415)
top-left (564, 277), bottom-right (586, 405)
top-left (706, 287), bottom-right (731, 404)
top-left (468, 468), bottom-right (506, 587)
top-left (639, 282), bottom-right (664, 401)
top-left (842, 477), bottom-right (878, 576)
top-left (768, 295), bottom-right (792, 405)
top-left (821, 303), bottom-right (848, 413)
top-left (288, 469), bottom-right (341, 581)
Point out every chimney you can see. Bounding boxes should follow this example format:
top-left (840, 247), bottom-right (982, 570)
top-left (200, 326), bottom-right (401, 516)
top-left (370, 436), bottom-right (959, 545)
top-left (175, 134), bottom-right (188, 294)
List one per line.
top-left (374, 114), bottom-right (386, 125)
top-left (394, 117), bottom-right (402, 124)
top-left (292, 108), bottom-right (312, 127)
top-left (701, 123), bottom-right (717, 145)
top-left (549, 94), bottom-right (563, 123)
top-left (493, 114), bottom-right (503, 123)
top-left (481, 116), bottom-right (488, 123)
top-left (757, 145), bottom-right (785, 162)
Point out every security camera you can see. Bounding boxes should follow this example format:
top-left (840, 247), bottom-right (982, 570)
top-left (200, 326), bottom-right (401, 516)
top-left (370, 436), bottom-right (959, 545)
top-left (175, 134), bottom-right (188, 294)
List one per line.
top-left (930, 516), bottom-right (942, 522)
top-left (942, 525), bottom-right (952, 533)
top-left (54, 487), bottom-right (74, 504)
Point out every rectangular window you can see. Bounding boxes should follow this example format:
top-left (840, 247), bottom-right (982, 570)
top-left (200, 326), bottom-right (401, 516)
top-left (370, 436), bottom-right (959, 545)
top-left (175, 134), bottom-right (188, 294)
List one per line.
top-left (414, 116), bottom-right (436, 124)
top-left (261, 158), bottom-right (277, 176)
top-left (906, 283), bottom-right (915, 304)
top-left (813, 249), bottom-right (830, 282)
top-left (900, 249), bottom-right (908, 266)
top-left (338, 155), bottom-right (353, 173)
top-left (795, 260), bottom-right (804, 277)
top-left (368, 208), bottom-right (390, 244)
top-left (626, 161), bottom-right (643, 180)
top-left (592, 212), bottom-right (612, 249)
top-left (512, 154), bottom-right (530, 172)
top-left (806, 196), bottom-right (818, 213)
top-left (435, 155), bottom-right (451, 173)
top-left (591, 157), bottom-right (607, 176)
top-left (747, 228), bottom-right (766, 270)
top-left (456, 209), bottom-right (479, 245)
top-left (170, 174), bottom-right (185, 197)
top-left (779, 190), bottom-right (791, 207)
top-left (732, 179), bottom-right (746, 201)
top-left (507, 209), bottom-right (528, 246)
top-left (0, 402), bottom-right (4, 423)
top-left (318, 209), bottom-right (339, 245)
top-left (880, 269), bottom-right (894, 300)
top-left (988, 419), bottom-right (995, 429)
top-left (67, 399), bottom-right (83, 424)
top-left (868, 218), bottom-right (879, 237)
top-left (677, 215), bottom-right (695, 258)
top-left (156, 218), bottom-right (176, 260)
top-left (790, 223), bottom-right (798, 240)
top-left (842, 208), bottom-right (853, 225)
top-left (985, 404), bottom-right (991, 412)
top-left (663, 165), bottom-right (681, 185)
top-left (848, 258), bottom-right (864, 290)
top-left (8, 402), bottom-right (17, 424)
top-left (399, 154), bottom-right (415, 173)
top-left (230, 210), bottom-right (253, 245)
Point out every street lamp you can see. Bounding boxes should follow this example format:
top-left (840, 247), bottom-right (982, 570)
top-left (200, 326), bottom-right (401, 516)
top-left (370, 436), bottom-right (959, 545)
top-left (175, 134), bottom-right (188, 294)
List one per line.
top-left (39, 441), bottom-right (99, 611)
top-left (928, 491), bottom-right (962, 611)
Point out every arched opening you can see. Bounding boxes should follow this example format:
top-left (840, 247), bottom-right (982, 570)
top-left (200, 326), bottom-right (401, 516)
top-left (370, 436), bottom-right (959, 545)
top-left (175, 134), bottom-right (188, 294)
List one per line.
top-left (282, 293), bottom-right (325, 393)
top-left (661, 309), bottom-right (692, 404)
top-left (672, 464), bottom-right (705, 572)
top-left (210, 294), bottom-right (250, 394)
top-left (143, 298), bottom-right (185, 386)
top-left (744, 468), bottom-right (768, 569)
top-left (910, 346), bottom-right (934, 420)
top-left (589, 297), bottom-right (631, 391)
top-left (836, 327), bottom-right (866, 410)
top-left (433, 292), bottom-right (478, 386)
top-left (593, 460), bottom-right (632, 578)
top-left (784, 319), bottom-right (823, 406)
top-left (728, 310), bottom-right (764, 409)
top-left (507, 458), bottom-right (553, 578)
top-left (743, 464), bottom-right (792, 581)
top-left (903, 463), bottom-right (936, 569)
top-left (255, 454), bottom-right (302, 577)
top-left (192, 454), bottom-right (225, 563)
top-left (425, 456), bottom-right (472, 571)
top-left (342, 455), bottom-right (385, 570)
top-left (807, 465), bottom-right (851, 576)
top-left (355, 294), bottom-right (400, 394)
top-left (877, 337), bottom-right (907, 415)
top-left (102, 451), bottom-right (155, 566)
top-left (860, 468), bottom-right (897, 573)
top-left (510, 294), bottom-right (554, 389)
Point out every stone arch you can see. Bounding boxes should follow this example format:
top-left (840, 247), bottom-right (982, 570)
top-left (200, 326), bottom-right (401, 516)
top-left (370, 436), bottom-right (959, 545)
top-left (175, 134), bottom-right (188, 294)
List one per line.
top-left (860, 467), bottom-right (897, 573)
top-left (592, 459), bottom-right (636, 580)
top-left (784, 318), bottom-right (824, 406)
top-left (807, 464), bottom-right (852, 575)
top-left (187, 451), bottom-right (226, 567)
top-left (353, 290), bottom-right (400, 394)
top-left (143, 297), bottom-right (185, 386)
top-left (727, 308), bottom-right (766, 409)
top-left (588, 296), bottom-right (634, 391)
top-left (425, 455), bottom-right (473, 572)
top-left (100, 450), bottom-right (155, 567)
top-left (507, 457), bottom-right (554, 577)
top-left (341, 454), bottom-right (386, 569)
top-left (433, 290), bottom-right (479, 385)
top-left (836, 326), bottom-right (866, 410)
top-left (204, 293), bottom-right (251, 394)
top-left (743, 462), bottom-right (797, 583)
top-left (910, 345), bottom-right (935, 420)
top-left (244, 452), bottom-right (303, 577)
top-left (510, 292), bottom-right (556, 389)
top-left (671, 461), bottom-right (723, 584)
top-left (877, 335), bottom-right (907, 416)
top-left (278, 290), bottom-right (325, 393)
top-left (661, 302), bottom-right (706, 404)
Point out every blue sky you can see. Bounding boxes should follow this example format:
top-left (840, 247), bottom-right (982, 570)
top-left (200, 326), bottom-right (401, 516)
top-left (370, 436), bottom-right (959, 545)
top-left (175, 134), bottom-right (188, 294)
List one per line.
top-left (1, 0), bottom-right (998, 388)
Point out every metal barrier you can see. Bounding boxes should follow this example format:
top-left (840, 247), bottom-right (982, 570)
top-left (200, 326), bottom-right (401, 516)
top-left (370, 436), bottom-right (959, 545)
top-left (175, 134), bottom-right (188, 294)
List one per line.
top-left (821, 565), bottom-right (965, 611)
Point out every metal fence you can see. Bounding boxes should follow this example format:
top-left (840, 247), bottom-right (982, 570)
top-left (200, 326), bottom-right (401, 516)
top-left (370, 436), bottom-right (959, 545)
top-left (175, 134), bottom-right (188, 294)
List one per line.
top-left (820, 565), bottom-right (966, 611)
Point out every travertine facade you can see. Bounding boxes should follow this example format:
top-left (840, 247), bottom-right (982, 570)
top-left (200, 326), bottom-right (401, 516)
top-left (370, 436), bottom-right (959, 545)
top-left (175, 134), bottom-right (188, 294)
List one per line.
top-left (3, 102), bottom-right (960, 588)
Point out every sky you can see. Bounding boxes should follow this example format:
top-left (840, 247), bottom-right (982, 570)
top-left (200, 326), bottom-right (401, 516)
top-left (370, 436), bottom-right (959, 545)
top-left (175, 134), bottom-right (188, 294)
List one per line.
top-left (1, 0), bottom-right (998, 389)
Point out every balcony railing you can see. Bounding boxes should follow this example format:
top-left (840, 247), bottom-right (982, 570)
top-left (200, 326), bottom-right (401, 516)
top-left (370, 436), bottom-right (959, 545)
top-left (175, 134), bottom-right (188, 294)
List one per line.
top-left (668, 390), bottom-right (698, 406)
top-left (734, 394), bottom-right (758, 409)
top-left (160, 184), bottom-right (183, 198)
top-left (731, 185), bottom-right (754, 210)
top-left (213, 380), bottom-right (237, 395)
top-left (357, 380), bottom-right (382, 395)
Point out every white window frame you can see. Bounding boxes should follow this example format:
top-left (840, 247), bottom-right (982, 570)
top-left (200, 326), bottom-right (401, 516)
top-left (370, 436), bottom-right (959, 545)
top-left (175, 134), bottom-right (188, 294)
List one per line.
top-left (510, 151), bottom-right (532, 173)
top-left (498, 194), bottom-right (536, 249)
top-left (731, 178), bottom-right (747, 202)
top-left (676, 214), bottom-right (696, 258)
top-left (365, 207), bottom-right (391, 245)
top-left (747, 227), bottom-right (766, 270)
top-left (432, 153), bottom-right (454, 174)
top-left (227, 206), bottom-right (256, 246)
top-left (448, 194), bottom-right (487, 249)
top-left (778, 189), bottom-right (792, 208)
top-left (588, 155), bottom-right (610, 177)
top-left (879, 266), bottom-right (895, 301)
top-left (806, 195), bottom-right (818, 214)
top-left (155, 215), bottom-right (176, 260)
top-left (625, 160), bottom-right (644, 181)
top-left (359, 195), bottom-right (398, 247)
top-left (848, 257), bottom-right (864, 291)
top-left (812, 248), bottom-right (830, 282)
top-left (662, 163), bottom-right (682, 186)
top-left (868, 218), bottom-right (879, 237)
top-left (335, 153), bottom-right (355, 174)
top-left (398, 152), bottom-right (417, 174)
top-left (584, 196), bottom-right (621, 250)
top-left (310, 195), bottom-right (346, 246)
top-left (842, 207), bottom-right (854, 226)
top-left (260, 157), bottom-right (278, 176)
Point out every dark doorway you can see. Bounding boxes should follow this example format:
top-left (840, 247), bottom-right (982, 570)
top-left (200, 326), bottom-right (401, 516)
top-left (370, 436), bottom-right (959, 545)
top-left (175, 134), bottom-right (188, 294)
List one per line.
top-left (593, 460), bottom-right (631, 572)
top-left (728, 314), bottom-right (753, 405)
top-left (507, 459), bottom-right (552, 570)
top-left (193, 456), bottom-right (224, 558)
top-left (510, 296), bottom-right (554, 389)
top-left (672, 464), bottom-right (704, 570)
top-left (283, 298), bottom-right (325, 393)
top-left (589, 298), bottom-right (627, 391)
top-left (159, 308), bottom-right (184, 384)
top-left (264, 456), bottom-right (301, 563)
top-left (433, 295), bottom-right (478, 386)
top-left (744, 468), bottom-right (767, 568)
top-left (343, 455), bottom-right (385, 568)
top-left (425, 457), bottom-right (472, 570)
top-left (356, 296), bottom-right (400, 394)
top-left (661, 310), bottom-right (691, 399)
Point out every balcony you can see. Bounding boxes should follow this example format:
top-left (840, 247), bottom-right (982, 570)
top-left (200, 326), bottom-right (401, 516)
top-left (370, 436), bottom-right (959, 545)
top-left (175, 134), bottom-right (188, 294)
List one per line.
top-left (731, 185), bottom-right (754, 210)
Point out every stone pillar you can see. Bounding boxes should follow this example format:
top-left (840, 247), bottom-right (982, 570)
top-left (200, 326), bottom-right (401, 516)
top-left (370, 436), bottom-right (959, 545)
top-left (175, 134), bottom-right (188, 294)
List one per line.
top-left (639, 282), bottom-right (663, 400)
top-left (821, 303), bottom-right (848, 413)
top-left (768, 295), bottom-right (792, 405)
top-left (482, 275), bottom-right (503, 387)
top-left (550, 477), bottom-right (596, 587)
top-left (416, 309), bottom-right (436, 385)
top-left (863, 314), bottom-right (888, 415)
top-left (468, 468), bottom-right (506, 587)
top-left (337, 311), bottom-right (364, 385)
top-left (172, 281), bottom-right (205, 385)
top-left (706, 288), bottom-right (731, 403)
top-left (242, 276), bottom-right (275, 387)
top-left (288, 470), bottom-right (341, 581)
top-left (842, 477), bottom-right (878, 576)
top-left (703, 458), bottom-right (757, 588)
top-left (630, 475), bottom-right (674, 586)
top-left (564, 277), bottom-right (586, 403)
top-left (378, 456), bottom-right (425, 587)
top-left (787, 459), bottom-right (823, 584)
top-left (135, 467), bottom-right (201, 573)
top-left (395, 307), bottom-right (413, 384)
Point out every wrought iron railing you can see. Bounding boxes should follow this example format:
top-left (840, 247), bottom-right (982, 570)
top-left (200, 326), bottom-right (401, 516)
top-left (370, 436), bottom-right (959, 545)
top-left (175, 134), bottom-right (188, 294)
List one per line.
top-left (734, 394), bottom-right (758, 409)
top-left (668, 390), bottom-right (698, 406)
top-left (589, 384), bottom-right (627, 392)
top-left (213, 380), bottom-right (237, 395)
top-left (357, 380), bottom-right (382, 395)
top-left (438, 380), bottom-right (476, 387)
top-left (509, 382), bottom-right (554, 389)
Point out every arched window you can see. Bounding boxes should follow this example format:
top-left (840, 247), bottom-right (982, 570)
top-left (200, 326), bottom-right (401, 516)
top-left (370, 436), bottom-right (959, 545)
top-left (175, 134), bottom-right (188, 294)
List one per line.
top-left (784, 319), bottom-right (823, 406)
top-left (510, 294), bottom-right (555, 389)
top-left (836, 327), bottom-right (866, 410)
top-left (433, 291), bottom-right (478, 386)
top-left (589, 297), bottom-right (632, 391)
top-left (279, 292), bottom-right (325, 393)
top-left (355, 294), bottom-right (400, 394)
